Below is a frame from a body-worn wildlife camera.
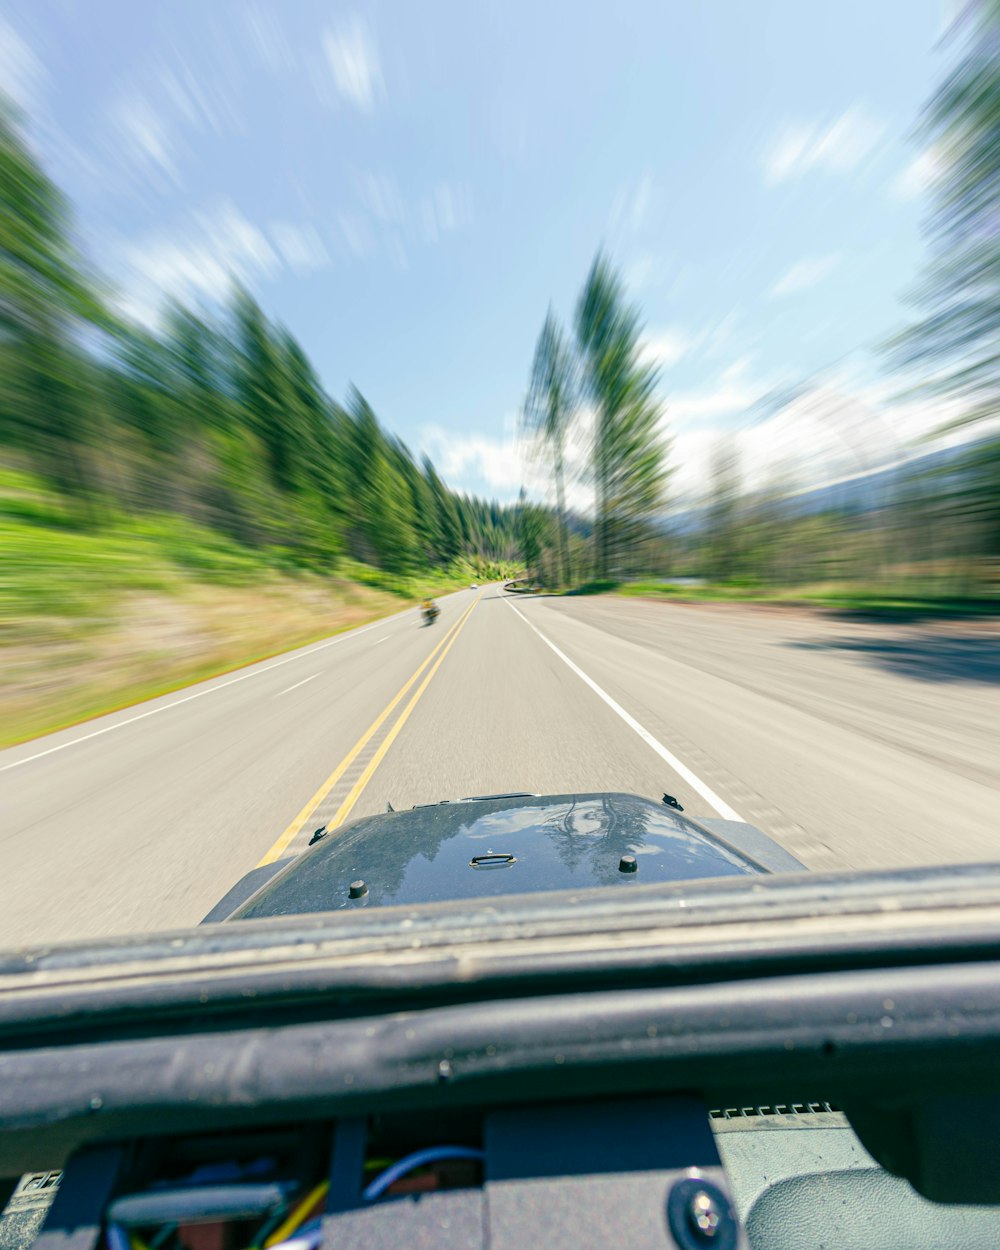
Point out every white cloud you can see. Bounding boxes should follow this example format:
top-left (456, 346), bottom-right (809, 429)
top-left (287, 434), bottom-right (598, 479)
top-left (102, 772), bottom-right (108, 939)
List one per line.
top-left (345, 172), bottom-right (473, 258)
top-left (667, 378), bottom-right (764, 424)
top-left (639, 319), bottom-right (756, 374)
top-left (110, 93), bottom-right (180, 182)
top-left (667, 385), bottom-right (892, 506)
top-left (0, 15), bottom-right (44, 114)
top-left (423, 427), bottom-right (526, 497)
top-left (425, 363), bottom-right (986, 516)
top-left (668, 427), bottom-right (726, 502)
top-left (726, 379), bottom-right (984, 499)
top-left (421, 410), bottom-right (594, 511)
top-left (839, 370), bottom-right (982, 454)
top-left (640, 328), bottom-right (693, 369)
top-left (891, 147), bottom-right (946, 201)
top-left (763, 106), bottom-right (885, 185)
top-left (740, 386), bottom-right (892, 488)
top-left (269, 222), bottom-right (330, 275)
top-left (113, 200), bottom-right (280, 326)
top-left (116, 205), bottom-right (338, 325)
top-left (99, 49), bottom-right (252, 202)
top-left (323, 18), bottom-right (383, 113)
top-left (156, 61), bottom-right (242, 137)
top-left (720, 354), bottom-right (756, 380)
top-left (94, 56), bottom-right (244, 202)
top-left (769, 253), bottom-right (841, 297)
top-left (663, 355), bottom-right (991, 506)
top-left (658, 357), bottom-right (796, 484)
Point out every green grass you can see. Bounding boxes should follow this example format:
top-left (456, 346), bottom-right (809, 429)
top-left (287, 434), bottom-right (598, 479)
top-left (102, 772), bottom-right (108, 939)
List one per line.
top-left (567, 578), bottom-right (1000, 618)
top-left (338, 556), bottom-right (509, 602)
top-left (0, 511), bottom-right (277, 635)
top-left (0, 469), bottom-right (511, 639)
top-left (0, 470), bottom-right (519, 745)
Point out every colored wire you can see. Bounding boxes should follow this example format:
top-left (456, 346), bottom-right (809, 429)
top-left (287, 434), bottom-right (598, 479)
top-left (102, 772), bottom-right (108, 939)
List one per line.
top-left (248, 1201), bottom-right (292, 1250)
top-left (260, 1224), bottom-right (322, 1250)
top-left (263, 1181), bottom-right (328, 1248)
top-left (148, 1226), bottom-right (175, 1250)
top-left (362, 1147), bottom-right (485, 1202)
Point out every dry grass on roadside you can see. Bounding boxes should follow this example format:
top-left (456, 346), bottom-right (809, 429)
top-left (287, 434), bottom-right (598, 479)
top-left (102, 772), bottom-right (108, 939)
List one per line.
top-left (2, 577), bottom-right (406, 748)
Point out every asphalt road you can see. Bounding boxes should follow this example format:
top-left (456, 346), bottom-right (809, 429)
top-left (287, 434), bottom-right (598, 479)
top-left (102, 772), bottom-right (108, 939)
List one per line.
top-left (2, 585), bottom-right (998, 947)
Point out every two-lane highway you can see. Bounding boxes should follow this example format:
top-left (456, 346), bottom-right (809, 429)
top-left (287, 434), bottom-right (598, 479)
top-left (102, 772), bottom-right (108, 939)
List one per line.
top-left (0, 589), bottom-right (481, 945)
top-left (2, 586), bottom-right (998, 947)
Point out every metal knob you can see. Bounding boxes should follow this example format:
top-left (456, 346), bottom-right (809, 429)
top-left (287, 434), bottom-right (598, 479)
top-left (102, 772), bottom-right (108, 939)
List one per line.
top-left (666, 1175), bottom-right (738, 1250)
top-left (687, 1190), bottom-right (722, 1240)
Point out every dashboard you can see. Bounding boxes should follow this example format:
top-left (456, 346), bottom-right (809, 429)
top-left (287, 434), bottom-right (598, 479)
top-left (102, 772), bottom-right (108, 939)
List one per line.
top-left (5, 863), bottom-right (1000, 1248)
top-left (7, 1099), bottom-right (1000, 1250)
top-left (8, 1096), bottom-right (743, 1250)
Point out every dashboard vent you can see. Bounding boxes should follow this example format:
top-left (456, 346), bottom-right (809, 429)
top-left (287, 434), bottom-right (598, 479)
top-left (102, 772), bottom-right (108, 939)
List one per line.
top-left (709, 1102), bottom-right (839, 1120)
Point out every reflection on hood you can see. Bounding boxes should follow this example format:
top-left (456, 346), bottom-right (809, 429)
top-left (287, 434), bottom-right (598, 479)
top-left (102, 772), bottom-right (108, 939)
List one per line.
top-left (233, 792), bottom-right (760, 920)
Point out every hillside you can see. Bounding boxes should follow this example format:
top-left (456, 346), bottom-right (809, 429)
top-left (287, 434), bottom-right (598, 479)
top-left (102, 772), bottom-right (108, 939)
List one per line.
top-left (2, 468), bottom-right (513, 746)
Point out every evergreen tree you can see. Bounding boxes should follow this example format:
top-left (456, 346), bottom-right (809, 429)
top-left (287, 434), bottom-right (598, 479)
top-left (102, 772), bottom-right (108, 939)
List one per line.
top-left (523, 308), bottom-right (575, 584)
top-left (575, 253), bottom-right (667, 578)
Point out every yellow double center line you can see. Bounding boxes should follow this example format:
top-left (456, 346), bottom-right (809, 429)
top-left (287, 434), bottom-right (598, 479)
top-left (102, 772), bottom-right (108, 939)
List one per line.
top-left (257, 597), bottom-right (479, 866)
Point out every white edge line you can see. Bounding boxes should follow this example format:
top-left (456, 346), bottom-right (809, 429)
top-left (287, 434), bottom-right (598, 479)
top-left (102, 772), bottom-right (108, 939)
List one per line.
top-left (1, 612), bottom-right (407, 772)
top-left (276, 673), bottom-right (320, 696)
top-left (504, 599), bottom-right (744, 822)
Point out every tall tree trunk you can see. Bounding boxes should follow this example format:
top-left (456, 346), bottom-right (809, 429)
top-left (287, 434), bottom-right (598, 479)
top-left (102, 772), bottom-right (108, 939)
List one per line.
top-left (554, 442), bottom-right (570, 586)
top-left (597, 409), bottom-right (610, 580)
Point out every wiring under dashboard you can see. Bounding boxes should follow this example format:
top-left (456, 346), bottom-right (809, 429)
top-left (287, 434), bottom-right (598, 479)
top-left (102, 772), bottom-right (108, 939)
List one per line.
top-left (261, 1182), bottom-right (328, 1248)
top-left (106, 1177), bottom-right (326, 1250)
top-left (258, 1219), bottom-right (322, 1250)
top-left (106, 1227), bottom-right (131, 1250)
top-left (361, 1146), bottom-right (486, 1202)
top-left (103, 1140), bottom-right (485, 1250)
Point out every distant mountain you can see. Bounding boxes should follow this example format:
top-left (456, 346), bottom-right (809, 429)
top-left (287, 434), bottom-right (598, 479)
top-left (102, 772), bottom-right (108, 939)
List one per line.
top-left (664, 440), bottom-right (983, 534)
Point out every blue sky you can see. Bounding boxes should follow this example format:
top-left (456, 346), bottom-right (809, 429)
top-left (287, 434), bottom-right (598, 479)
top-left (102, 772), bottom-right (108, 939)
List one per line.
top-left (1, 0), bottom-right (956, 505)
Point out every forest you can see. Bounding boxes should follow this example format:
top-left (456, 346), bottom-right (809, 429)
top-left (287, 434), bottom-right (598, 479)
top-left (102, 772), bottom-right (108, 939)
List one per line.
top-left (2, 0), bottom-right (998, 746)
top-left (519, 1), bottom-right (998, 604)
top-left (0, 104), bottom-right (521, 587)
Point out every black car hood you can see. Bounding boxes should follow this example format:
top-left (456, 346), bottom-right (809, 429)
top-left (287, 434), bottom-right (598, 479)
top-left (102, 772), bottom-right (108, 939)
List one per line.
top-left (230, 792), bottom-right (767, 919)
